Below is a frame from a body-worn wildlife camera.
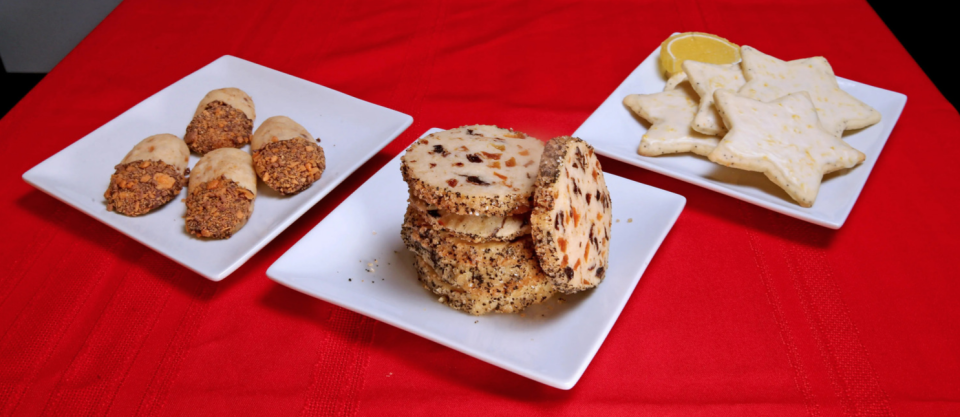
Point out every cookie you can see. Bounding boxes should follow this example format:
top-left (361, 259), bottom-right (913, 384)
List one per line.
top-left (737, 46), bottom-right (881, 137)
top-left (709, 90), bottom-right (866, 207)
top-left (682, 61), bottom-right (746, 135)
top-left (401, 206), bottom-right (547, 289)
top-left (408, 194), bottom-right (530, 243)
top-left (104, 134), bottom-right (190, 216)
top-left (184, 88), bottom-right (255, 154)
top-left (623, 84), bottom-right (719, 157)
top-left (184, 148), bottom-right (257, 239)
top-left (663, 72), bottom-right (688, 91)
top-left (251, 116), bottom-right (325, 195)
top-left (400, 125), bottom-right (544, 217)
top-left (413, 255), bottom-right (554, 316)
top-left (531, 136), bottom-right (612, 294)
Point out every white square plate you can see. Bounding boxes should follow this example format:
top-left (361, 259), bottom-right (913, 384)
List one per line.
top-left (22, 55), bottom-right (413, 280)
top-left (574, 48), bottom-right (907, 228)
top-left (267, 128), bottom-right (686, 389)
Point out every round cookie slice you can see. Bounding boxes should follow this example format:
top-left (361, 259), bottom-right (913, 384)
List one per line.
top-left (407, 194), bottom-right (530, 243)
top-left (400, 125), bottom-right (544, 217)
top-left (531, 136), bottom-right (612, 294)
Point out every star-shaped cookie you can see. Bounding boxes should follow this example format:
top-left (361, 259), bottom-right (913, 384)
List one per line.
top-left (623, 84), bottom-right (719, 157)
top-left (682, 61), bottom-right (746, 136)
top-left (737, 46), bottom-right (881, 137)
top-left (709, 90), bottom-right (865, 207)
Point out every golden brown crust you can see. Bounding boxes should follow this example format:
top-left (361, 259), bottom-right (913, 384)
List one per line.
top-left (183, 176), bottom-right (255, 239)
top-left (412, 255), bottom-right (554, 316)
top-left (531, 136), bottom-right (612, 294)
top-left (252, 137), bottom-right (325, 195)
top-left (184, 101), bottom-right (253, 154)
top-left (104, 160), bottom-right (186, 216)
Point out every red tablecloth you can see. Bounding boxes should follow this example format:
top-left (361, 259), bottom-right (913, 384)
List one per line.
top-left (2, 0), bottom-right (958, 415)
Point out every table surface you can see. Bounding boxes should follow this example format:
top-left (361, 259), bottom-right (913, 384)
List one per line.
top-left (2, 0), bottom-right (958, 416)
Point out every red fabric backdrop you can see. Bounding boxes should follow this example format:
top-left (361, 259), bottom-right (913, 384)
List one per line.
top-left (1, 0), bottom-right (958, 415)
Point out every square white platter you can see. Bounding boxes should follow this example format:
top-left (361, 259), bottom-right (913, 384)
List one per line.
top-left (267, 128), bottom-right (686, 389)
top-left (574, 47), bottom-right (907, 228)
top-left (22, 55), bottom-right (413, 281)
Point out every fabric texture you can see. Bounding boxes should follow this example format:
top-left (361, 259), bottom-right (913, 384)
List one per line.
top-left (1, 0), bottom-right (958, 416)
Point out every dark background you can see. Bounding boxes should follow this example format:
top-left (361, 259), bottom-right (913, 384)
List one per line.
top-left (0, 1), bottom-right (951, 118)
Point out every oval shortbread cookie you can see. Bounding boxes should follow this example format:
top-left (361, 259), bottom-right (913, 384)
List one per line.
top-left (184, 88), bottom-right (255, 155)
top-left (400, 125), bottom-right (544, 217)
top-left (401, 206), bottom-right (549, 291)
top-left (531, 136), bottom-right (612, 294)
top-left (251, 116), bottom-right (325, 195)
top-left (413, 255), bottom-right (553, 316)
top-left (408, 194), bottom-right (530, 243)
top-left (184, 148), bottom-right (257, 239)
top-left (105, 134), bottom-right (190, 216)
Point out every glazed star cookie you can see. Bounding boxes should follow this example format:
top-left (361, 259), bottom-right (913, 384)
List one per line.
top-left (709, 90), bottom-right (866, 207)
top-left (737, 46), bottom-right (881, 137)
top-left (682, 61), bottom-right (746, 135)
top-left (623, 85), bottom-right (719, 157)
top-left (663, 72), bottom-right (688, 91)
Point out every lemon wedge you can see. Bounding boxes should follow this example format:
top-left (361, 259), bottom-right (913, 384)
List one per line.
top-left (660, 32), bottom-right (740, 77)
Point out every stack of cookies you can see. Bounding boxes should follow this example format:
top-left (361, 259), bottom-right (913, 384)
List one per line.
top-left (400, 126), bottom-right (613, 316)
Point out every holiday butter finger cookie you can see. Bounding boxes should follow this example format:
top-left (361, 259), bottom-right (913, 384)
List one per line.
top-left (105, 134), bottom-right (190, 216)
top-left (184, 148), bottom-right (257, 239)
top-left (531, 136), bottom-right (612, 294)
top-left (184, 88), bottom-right (255, 154)
top-left (252, 116), bottom-right (326, 195)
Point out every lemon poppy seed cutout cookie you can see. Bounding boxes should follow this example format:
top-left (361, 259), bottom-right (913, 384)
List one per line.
top-left (623, 84), bottom-right (719, 157)
top-left (401, 125), bottom-right (545, 217)
top-left (531, 136), bottom-right (612, 294)
top-left (709, 90), bottom-right (865, 207)
top-left (184, 88), bottom-right (256, 154)
top-left (737, 46), bottom-right (881, 137)
top-left (682, 61), bottom-right (746, 136)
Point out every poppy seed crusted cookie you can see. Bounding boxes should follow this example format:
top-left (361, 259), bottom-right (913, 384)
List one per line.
top-left (412, 255), bottom-right (553, 316)
top-left (401, 207), bottom-right (553, 300)
top-left (531, 136), bottom-right (612, 294)
top-left (400, 125), bottom-right (544, 217)
top-left (407, 194), bottom-right (530, 243)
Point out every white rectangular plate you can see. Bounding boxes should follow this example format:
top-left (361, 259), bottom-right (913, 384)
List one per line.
top-left (267, 128), bottom-right (686, 389)
top-left (22, 55), bottom-right (413, 280)
top-left (574, 47), bottom-right (907, 228)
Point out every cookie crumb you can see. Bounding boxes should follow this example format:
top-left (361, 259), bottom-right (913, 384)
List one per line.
top-left (627, 218), bottom-right (633, 223)
top-left (616, 219), bottom-right (620, 223)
